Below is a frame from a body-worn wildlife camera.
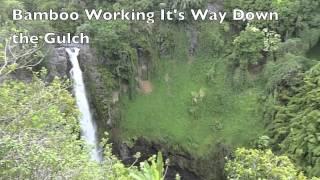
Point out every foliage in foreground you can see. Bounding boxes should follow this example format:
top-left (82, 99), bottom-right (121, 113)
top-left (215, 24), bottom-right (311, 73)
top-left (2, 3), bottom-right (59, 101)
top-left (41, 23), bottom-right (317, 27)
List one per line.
top-left (225, 148), bottom-right (309, 180)
top-left (0, 73), bottom-right (167, 179)
top-left (0, 74), bottom-right (113, 179)
top-left (130, 152), bottom-right (167, 180)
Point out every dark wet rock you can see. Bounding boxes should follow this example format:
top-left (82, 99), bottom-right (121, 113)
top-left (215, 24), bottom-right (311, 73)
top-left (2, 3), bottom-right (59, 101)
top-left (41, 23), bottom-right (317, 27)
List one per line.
top-left (113, 137), bottom-right (231, 180)
top-left (119, 143), bottom-right (131, 162)
top-left (77, 46), bottom-right (118, 139)
top-left (45, 46), bottom-right (69, 80)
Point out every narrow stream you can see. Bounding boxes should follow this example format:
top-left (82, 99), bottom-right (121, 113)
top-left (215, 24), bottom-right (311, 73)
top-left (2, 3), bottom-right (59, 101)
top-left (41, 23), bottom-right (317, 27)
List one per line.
top-left (66, 47), bottom-right (101, 161)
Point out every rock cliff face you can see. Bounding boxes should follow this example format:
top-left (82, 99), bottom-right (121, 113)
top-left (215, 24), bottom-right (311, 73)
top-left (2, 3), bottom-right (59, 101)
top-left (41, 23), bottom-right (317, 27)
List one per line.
top-left (114, 138), bottom-right (230, 180)
top-left (45, 45), bottom-right (230, 180)
top-left (77, 46), bottom-right (119, 138)
top-left (1, 46), bottom-right (68, 83)
top-left (45, 46), bottom-right (70, 80)
top-left (45, 45), bottom-right (116, 137)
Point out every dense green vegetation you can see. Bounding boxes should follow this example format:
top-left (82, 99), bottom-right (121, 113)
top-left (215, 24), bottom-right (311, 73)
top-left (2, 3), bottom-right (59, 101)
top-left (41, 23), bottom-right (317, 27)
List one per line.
top-left (0, 0), bottom-right (168, 179)
top-left (0, 71), bottom-right (168, 179)
top-left (225, 148), bottom-right (309, 180)
top-left (1, 0), bottom-right (320, 179)
top-left (119, 30), bottom-right (265, 156)
top-left (270, 63), bottom-right (320, 176)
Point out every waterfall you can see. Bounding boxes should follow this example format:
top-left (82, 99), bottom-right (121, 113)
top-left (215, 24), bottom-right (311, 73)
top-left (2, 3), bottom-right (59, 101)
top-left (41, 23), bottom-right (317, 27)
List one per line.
top-left (66, 47), bottom-right (101, 162)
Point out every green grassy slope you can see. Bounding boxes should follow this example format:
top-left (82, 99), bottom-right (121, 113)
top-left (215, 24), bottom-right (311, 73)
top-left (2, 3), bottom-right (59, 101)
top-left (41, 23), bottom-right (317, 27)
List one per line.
top-left (117, 24), bottom-right (265, 156)
top-left (119, 53), bottom-right (265, 156)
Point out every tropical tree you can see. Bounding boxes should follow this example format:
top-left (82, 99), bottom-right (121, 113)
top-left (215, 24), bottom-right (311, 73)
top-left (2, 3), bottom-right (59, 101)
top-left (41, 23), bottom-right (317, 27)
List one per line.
top-left (225, 148), bottom-right (307, 180)
top-left (230, 26), bottom-right (264, 86)
top-left (270, 63), bottom-right (320, 177)
top-left (229, 25), bottom-right (281, 86)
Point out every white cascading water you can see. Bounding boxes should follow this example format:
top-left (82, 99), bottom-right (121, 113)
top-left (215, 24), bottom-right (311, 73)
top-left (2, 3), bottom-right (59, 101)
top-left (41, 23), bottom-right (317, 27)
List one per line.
top-left (66, 47), bottom-right (101, 162)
